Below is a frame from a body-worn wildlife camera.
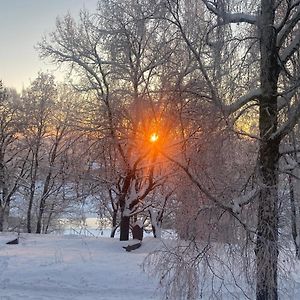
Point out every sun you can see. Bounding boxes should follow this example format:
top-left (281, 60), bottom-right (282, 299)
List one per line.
top-left (150, 133), bottom-right (159, 143)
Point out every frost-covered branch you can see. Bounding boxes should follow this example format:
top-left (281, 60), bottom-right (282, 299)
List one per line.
top-left (280, 28), bottom-right (300, 64)
top-left (224, 88), bottom-right (261, 114)
top-left (277, 3), bottom-right (300, 46)
top-left (202, 0), bottom-right (257, 25)
top-left (271, 98), bottom-right (300, 140)
top-left (277, 86), bottom-right (299, 111)
top-left (161, 150), bottom-right (258, 221)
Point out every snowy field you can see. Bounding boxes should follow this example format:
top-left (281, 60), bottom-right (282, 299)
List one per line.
top-left (0, 233), bottom-right (162, 300)
top-left (1, 233), bottom-right (300, 300)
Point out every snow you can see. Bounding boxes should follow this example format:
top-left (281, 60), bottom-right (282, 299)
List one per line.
top-left (1, 232), bottom-right (300, 299)
top-left (0, 233), bottom-right (162, 300)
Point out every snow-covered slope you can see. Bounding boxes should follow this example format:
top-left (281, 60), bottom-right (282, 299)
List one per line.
top-left (0, 233), bottom-right (162, 300)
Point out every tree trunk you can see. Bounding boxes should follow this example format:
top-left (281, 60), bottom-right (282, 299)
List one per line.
top-left (149, 209), bottom-right (162, 238)
top-left (256, 139), bottom-right (279, 300)
top-left (44, 203), bottom-right (55, 234)
top-left (110, 226), bottom-right (118, 238)
top-left (36, 139), bottom-right (58, 234)
top-left (289, 174), bottom-right (300, 258)
top-left (118, 172), bottom-right (132, 241)
top-left (132, 223), bottom-right (143, 241)
top-left (120, 215), bottom-right (130, 241)
top-left (26, 189), bottom-right (35, 233)
top-left (36, 202), bottom-right (44, 234)
top-left (110, 209), bottom-right (118, 238)
top-left (36, 191), bottom-right (49, 234)
top-left (0, 154), bottom-right (9, 232)
top-left (256, 1), bottom-right (280, 299)
top-left (27, 150), bottom-right (40, 233)
top-left (0, 207), bottom-right (5, 232)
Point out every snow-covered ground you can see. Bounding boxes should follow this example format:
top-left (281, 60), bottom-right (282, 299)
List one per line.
top-left (0, 233), bottom-right (162, 300)
top-left (1, 232), bottom-right (300, 299)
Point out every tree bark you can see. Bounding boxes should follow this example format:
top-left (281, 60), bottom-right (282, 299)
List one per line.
top-left (36, 173), bottom-right (52, 234)
top-left (289, 174), bottom-right (300, 258)
top-left (44, 202), bottom-right (55, 234)
top-left (0, 206), bottom-right (8, 232)
top-left (120, 215), bottom-right (130, 241)
top-left (27, 185), bottom-right (35, 233)
top-left (0, 154), bottom-right (9, 232)
top-left (119, 172), bottom-right (132, 241)
top-left (110, 226), bottom-right (118, 238)
top-left (27, 145), bottom-right (40, 233)
top-left (110, 208), bottom-right (118, 238)
top-left (36, 200), bottom-right (45, 233)
top-left (255, 1), bottom-right (280, 299)
top-left (0, 208), bottom-right (4, 232)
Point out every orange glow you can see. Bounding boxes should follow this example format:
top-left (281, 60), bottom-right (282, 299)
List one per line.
top-left (150, 133), bottom-right (159, 143)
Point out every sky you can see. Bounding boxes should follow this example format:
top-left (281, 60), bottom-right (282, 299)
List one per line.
top-left (0, 0), bottom-right (98, 92)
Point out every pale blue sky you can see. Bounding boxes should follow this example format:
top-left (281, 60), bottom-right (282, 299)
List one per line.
top-left (0, 0), bottom-right (98, 91)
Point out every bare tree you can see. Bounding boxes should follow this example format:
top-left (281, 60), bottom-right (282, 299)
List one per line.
top-left (34, 0), bottom-right (300, 297)
top-left (38, 1), bottom-right (176, 241)
top-left (35, 84), bottom-right (80, 233)
top-left (19, 74), bottom-right (82, 233)
top-left (153, 0), bottom-right (300, 299)
top-left (0, 82), bottom-right (28, 231)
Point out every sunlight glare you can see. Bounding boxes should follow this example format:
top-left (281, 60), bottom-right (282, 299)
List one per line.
top-left (150, 133), bottom-right (159, 143)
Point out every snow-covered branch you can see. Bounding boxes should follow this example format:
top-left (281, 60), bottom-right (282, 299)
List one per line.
top-left (280, 28), bottom-right (300, 64)
top-left (271, 99), bottom-right (300, 141)
top-left (277, 86), bottom-right (299, 111)
top-left (277, 3), bottom-right (300, 46)
top-left (202, 0), bottom-right (257, 25)
top-left (160, 150), bottom-right (258, 217)
top-left (223, 88), bottom-right (261, 114)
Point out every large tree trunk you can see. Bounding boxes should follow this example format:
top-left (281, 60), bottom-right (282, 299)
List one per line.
top-left (256, 139), bottom-right (279, 300)
top-left (119, 172), bottom-right (132, 241)
top-left (120, 215), bottom-right (130, 241)
top-left (289, 174), bottom-right (300, 258)
top-left (256, 1), bottom-right (280, 299)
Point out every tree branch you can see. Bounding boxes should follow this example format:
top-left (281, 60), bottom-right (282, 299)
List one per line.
top-left (277, 2), bottom-right (300, 45)
top-left (223, 88), bottom-right (261, 114)
top-left (202, 0), bottom-right (257, 25)
top-left (271, 98), bottom-right (300, 140)
top-left (280, 28), bottom-right (300, 64)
